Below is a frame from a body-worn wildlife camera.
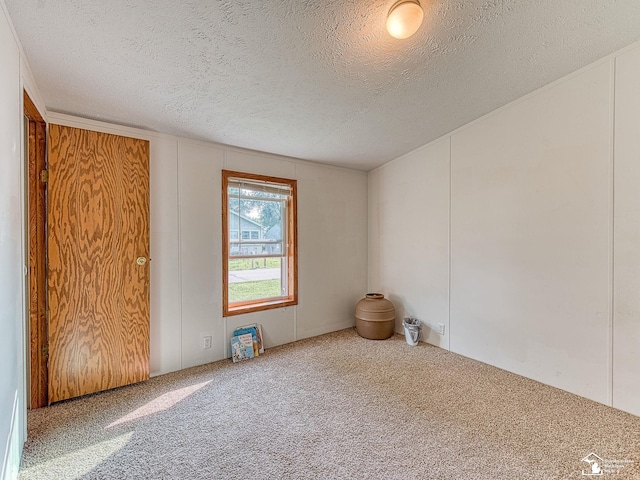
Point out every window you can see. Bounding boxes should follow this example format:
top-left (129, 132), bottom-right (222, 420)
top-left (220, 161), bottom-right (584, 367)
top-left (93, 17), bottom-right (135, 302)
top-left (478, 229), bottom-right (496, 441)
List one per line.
top-left (222, 170), bottom-right (297, 316)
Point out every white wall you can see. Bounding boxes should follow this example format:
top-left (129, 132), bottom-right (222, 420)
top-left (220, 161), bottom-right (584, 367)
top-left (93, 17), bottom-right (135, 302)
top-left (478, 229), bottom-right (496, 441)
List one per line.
top-left (47, 112), bottom-right (368, 376)
top-left (0, 7), bottom-right (23, 477)
top-left (450, 62), bottom-right (611, 405)
top-left (368, 137), bottom-right (450, 349)
top-left (148, 138), bottom-right (181, 374)
top-left (0, 1), bottom-right (46, 478)
top-left (613, 46), bottom-right (640, 416)
top-left (369, 41), bottom-right (640, 416)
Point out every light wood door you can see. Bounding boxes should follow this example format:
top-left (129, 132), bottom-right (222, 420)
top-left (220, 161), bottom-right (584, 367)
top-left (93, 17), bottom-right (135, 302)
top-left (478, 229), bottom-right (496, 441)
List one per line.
top-left (47, 124), bottom-right (150, 403)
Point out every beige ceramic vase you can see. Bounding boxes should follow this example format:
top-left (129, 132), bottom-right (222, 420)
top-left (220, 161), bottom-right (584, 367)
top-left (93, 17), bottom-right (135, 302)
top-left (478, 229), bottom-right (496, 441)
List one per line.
top-left (355, 293), bottom-right (395, 340)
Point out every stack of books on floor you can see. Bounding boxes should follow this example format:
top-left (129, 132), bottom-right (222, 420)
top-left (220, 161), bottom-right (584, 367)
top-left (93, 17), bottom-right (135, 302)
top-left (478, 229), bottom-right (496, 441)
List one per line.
top-left (230, 323), bottom-right (264, 363)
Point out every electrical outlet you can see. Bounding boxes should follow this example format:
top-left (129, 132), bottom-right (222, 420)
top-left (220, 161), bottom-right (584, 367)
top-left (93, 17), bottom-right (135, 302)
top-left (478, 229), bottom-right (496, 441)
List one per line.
top-left (203, 335), bottom-right (212, 349)
top-left (437, 323), bottom-right (445, 335)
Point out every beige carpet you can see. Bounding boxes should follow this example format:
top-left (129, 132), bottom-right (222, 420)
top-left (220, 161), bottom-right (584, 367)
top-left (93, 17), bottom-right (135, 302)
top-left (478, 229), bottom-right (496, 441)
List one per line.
top-left (19, 328), bottom-right (640, 479)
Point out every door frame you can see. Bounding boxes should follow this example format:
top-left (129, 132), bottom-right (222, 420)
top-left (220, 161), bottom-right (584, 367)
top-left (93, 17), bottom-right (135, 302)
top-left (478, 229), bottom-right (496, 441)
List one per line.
top-left (24, 90), bottom-right (48, 408)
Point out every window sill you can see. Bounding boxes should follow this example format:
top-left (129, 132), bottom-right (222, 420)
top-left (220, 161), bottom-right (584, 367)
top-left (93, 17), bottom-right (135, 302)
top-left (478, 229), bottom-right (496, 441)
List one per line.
top-left (224, 297), bottom-right (297, 317)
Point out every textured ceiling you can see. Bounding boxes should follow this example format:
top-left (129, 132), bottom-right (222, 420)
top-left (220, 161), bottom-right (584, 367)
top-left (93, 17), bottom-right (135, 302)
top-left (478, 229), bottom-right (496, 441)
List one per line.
top-left (6, 1), bottom-right (640, 170)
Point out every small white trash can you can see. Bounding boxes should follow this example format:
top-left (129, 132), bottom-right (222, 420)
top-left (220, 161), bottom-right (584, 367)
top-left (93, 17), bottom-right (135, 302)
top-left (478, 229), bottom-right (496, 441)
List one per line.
top-left (403, 317), bottom-right (421, 346)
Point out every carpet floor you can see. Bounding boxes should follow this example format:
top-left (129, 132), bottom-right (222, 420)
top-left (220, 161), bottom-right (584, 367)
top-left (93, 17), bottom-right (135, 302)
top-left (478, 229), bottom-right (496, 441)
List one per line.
top-left (19, 328), bottom-right (640, 479)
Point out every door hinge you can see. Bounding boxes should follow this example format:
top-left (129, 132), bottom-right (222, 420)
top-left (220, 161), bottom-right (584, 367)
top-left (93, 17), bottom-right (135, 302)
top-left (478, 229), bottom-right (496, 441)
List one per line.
top-left (42, 343), bottom-right (49, 358)
top-left (40, 169), bottom-right (49, 183)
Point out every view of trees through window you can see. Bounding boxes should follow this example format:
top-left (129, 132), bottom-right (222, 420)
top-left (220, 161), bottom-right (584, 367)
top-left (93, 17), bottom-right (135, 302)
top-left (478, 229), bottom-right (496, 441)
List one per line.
top-left (228, 190), bottom-right (282, 232)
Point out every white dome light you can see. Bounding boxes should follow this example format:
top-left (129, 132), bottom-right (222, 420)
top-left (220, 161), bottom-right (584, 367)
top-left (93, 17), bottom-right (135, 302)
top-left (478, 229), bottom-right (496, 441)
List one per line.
top-left (386, 0), bottom-right (424, 40)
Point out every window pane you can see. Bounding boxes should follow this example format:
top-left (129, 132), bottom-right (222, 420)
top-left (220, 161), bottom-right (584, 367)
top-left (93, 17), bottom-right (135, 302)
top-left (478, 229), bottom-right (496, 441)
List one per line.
top-left (229, 190), bottom-right (283, 243)
top-left (264, 241), bottom-right (283, 255)
top-left (228, 257), bottom-right (284, 303)
top-left (230, 242), bottom-right (271, 256)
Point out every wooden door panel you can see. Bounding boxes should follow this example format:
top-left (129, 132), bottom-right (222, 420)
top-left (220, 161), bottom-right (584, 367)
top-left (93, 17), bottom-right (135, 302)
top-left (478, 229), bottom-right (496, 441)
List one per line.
top-left (117, 134), bottom-right (150, 387)
top-left (48, 124), bottom-right (150, 403)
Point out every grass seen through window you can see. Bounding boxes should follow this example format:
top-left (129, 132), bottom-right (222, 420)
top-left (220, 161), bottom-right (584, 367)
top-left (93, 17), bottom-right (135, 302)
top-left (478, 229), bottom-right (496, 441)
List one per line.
top-left (229, 279), bottom-right (282, 303)
top-left (228, 257), bottom-right (283, 302)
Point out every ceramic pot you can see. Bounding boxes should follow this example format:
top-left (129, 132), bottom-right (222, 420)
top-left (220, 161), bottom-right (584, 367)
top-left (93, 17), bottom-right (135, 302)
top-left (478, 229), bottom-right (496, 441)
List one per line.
top-left (355, 293), bottom-right (395, 340)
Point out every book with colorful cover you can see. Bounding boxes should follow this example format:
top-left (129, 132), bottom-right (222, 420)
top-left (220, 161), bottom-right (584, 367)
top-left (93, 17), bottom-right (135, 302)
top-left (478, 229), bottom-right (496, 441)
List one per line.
top-left (233, 325), bottom-right (260, 357)
top-left (230, 333), bottom-right (254, 363)
top-left (237, 333), bottom-right (255, 358)
top-left (235, 323), bottom-right (264, 354)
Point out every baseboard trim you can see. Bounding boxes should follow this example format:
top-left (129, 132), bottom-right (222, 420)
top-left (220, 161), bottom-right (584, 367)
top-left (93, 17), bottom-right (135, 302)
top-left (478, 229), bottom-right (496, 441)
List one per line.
top-left (2, 391), bottom-right (21, 480)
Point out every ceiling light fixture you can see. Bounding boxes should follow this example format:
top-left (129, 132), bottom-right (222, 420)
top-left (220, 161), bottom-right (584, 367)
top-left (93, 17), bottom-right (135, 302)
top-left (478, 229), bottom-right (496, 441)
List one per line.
top-left (386, 0), bottom-right (424, 39)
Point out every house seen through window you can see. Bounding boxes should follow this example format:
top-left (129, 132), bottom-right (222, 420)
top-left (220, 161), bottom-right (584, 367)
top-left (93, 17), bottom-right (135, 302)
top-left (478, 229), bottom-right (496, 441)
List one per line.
top-left (222, 170), bottom-right (298, 316)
